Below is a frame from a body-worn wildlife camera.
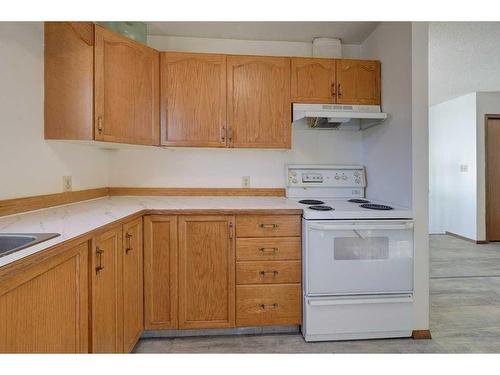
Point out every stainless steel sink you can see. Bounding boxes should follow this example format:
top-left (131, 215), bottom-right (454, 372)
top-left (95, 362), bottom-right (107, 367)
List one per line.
top-left (0, 233), bottom-right (60, 258)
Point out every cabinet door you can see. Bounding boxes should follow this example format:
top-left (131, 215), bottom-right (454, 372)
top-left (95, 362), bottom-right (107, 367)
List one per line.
top-left (336, 59), bottom-right (381, 105)
top-left (94, 25), bottom-right (160, 145)
top-left (178, 215), bottom-right (235, 329)
top-left (143, 215), bottom-right (178, 330)
top-left (44, 22), bottom-right (94, 140)
top-left (227, 56), bottom-right (291, 149)
top-left (91, 226), bottom-right (123, 353)
top-left (122, 217), bottom-right (144, 352)
top-left (291, 57), bottom-right (336, 103)
top-left (0, 242), bottom-right (89, 353)
top-left (161, 52), bottom-right (227, 147)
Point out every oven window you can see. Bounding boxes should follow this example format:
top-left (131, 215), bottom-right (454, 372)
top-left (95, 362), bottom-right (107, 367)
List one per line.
top-left (334, 237), bottom-right (389, 260)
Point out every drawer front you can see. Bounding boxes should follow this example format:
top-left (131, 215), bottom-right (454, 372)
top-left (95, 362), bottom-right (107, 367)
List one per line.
top-left (236, 284), bottom-right (301, 327)
top-left (236, 237), bottom-right (301, 261)
top-left (236, 215), bottom-right (301, 237)
top-left (236, 261), bottom-right (301, 285)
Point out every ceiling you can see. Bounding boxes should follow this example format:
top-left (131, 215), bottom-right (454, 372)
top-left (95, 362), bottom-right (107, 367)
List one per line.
top-left (429, 22), bottom-right (500, 106)
top-left (146, 22), bottom-right (379, 44)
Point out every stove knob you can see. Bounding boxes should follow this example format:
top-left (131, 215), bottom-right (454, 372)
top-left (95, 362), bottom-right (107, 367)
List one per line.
top-left (342, 175), bottom-right (347, 180)
top-left (335, 175), bottom-right (340, 180)
top-left (292, 178), bottom-right (298, 183)
top-left (355, 178), bottom-right (361, 184)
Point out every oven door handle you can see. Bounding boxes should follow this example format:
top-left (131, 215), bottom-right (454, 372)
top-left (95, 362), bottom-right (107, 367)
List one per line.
top-left (308, 295), bottom-right (413, 306)
top-left (308, 223), bottom-right (413, 231)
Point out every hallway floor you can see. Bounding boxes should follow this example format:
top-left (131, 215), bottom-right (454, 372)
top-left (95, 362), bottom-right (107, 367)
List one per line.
top-left (134, 235), bottom-right (500, 353)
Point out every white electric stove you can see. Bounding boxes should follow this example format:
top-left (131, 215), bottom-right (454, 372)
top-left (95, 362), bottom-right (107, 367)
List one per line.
top-left (286, 165), bottom-right (415, 342)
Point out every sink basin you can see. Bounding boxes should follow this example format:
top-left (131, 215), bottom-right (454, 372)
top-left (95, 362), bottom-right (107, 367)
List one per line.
top-left (0, 233), bottom-right (60, 258)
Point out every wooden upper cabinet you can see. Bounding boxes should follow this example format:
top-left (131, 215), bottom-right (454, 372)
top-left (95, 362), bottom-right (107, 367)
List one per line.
top-left (143, 215), bottom-right (178, 330)
top-left (161, 52), bottom-right (227, 147)
top-left (94, 25), bottom-right (160, 145)
top-left (227, 55), bottom-right (291, 149)
top-left (122, 218), bottom-right (144, 353)
top-left (178, 215), bottom-right (235, 329)
top-left (336, 59), bottom-right (381, 105)
top-left (0, 242), bottom-right (89, 353)
top-left (91, 226), bottom-right (123, 353)
top-left (44, 22), bottom-right (94, 140)
top-left (291, 57), bottom-right (336, 103)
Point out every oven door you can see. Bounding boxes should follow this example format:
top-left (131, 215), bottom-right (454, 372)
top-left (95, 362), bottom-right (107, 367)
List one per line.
top-left (304, 220), bottom-right (414, 296)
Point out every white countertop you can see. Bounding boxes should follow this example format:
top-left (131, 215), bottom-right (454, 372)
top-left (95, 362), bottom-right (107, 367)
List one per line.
top-left (0, 196), bottom-right (303, 268)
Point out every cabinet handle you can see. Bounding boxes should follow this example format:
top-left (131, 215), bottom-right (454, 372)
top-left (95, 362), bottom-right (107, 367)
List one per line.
top-left (259, 247), bottom-right (278, 253)
top-left (95, 246), bottom-right (104, 274)
top-left (259, 270), bottom-right (279, 277)
top-left (259, 303), bottom-right (279, 310)
top-left (125, 232), bottom-right (133, 253)
top-left (228, 128), bottom-right (233, 143)
top-left (220, 126), bottom-right (226, 143)
top-left (229, 222), bottom-right (234, 239)
top-left (331, 82), bottom-right (336, 97)
top-left (97, 116), bottom-right (104, 134)
top-left (338, 83), bottom-right (342, 98)
top-left (259, 223), bottom-right (279, 229)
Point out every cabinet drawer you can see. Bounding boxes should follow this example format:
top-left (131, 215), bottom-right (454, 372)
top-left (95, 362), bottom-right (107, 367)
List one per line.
top-left (236, 215), bottom-right (301, 237)
top-left (236, 284), bottom-right (301, 327)
top-left (236, 237), bottom-right (301, 261)
top-left (236, 261), bottom-right (301, 285)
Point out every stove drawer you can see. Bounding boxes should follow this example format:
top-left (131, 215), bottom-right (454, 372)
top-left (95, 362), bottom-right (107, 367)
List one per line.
top-left (236, 260), bottom-right (301, 285)
top-left (236, 215), bottom-right (301, 237)
top-left (236, 284), bottom-right (301, 326)
top-left (236, 237), bottom-right (301, 261)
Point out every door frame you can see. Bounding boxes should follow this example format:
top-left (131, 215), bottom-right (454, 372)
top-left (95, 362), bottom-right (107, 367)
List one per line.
top-left (484, 114), bottom-right (500, 241)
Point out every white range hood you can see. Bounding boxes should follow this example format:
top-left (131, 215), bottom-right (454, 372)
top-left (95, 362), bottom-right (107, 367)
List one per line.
top-left (293, 103), bottom-right (388, 130)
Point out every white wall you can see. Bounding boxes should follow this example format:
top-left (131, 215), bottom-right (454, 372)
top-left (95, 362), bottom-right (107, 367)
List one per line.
top-left (429, 93), bottom-right (478, 238)
top-left (148, 35), bottom-right (361, 58)
top-left (429, 91), bottom-right (500, 241)
top-left (360, 22), bottom-right (413, 208)
top-left (0, 22), bottom-right (109, 200)
top-left (429, 22), bottom-right (500, 106)
top-left (108, 35), bottom-right (364, 189)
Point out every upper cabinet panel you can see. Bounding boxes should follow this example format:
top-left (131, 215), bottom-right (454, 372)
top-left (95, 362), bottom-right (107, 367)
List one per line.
top-left (227, 56), bottom-right (291, 149)
top-left (44, 22), bottom-right (94, 140)
top-left (94, 25), bottom-right (160, 145)
top-left (291, 57), bottom-right (336, 103)
top-left (161, 52), bottom-right (227, 147)
top-left (336, 59), bottom-right (381, 105)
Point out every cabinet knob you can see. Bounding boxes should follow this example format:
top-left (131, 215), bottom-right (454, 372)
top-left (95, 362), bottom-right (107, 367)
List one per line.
top-left (259, 303), bottom-right (279, 310)
top-left (338, 83), bottom-right (342, 97)
top-left (331, 82), bottom-right (336, 97)
top-left (259, 270), bottom-right (279, 277)
top-left (125, 232), bottom-right (133, 253)
top-left (95, 246), bottom-right (104, 274)
top-left (97, 116), bottom-right (104, 133)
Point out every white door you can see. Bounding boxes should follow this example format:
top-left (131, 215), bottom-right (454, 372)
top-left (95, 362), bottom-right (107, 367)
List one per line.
top-left (304, 220), bottom-right (414, 295)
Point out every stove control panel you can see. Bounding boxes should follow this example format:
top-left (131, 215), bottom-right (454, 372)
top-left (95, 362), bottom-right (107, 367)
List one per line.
top-left (286, 165), bottom-right (366, 188)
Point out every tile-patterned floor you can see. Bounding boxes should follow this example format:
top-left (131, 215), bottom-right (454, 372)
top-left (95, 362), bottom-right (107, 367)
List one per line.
top-left (134, 235), bottom-right (500, 353)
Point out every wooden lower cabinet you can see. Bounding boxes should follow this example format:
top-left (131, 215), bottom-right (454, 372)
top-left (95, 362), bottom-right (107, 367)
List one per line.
top-left (91, 226), bottom-right (123, 353)
top-left (122, 217), bottom-right (144, 352)
top-left (178, 215), bottom-right (236, 329)
top-left (144, 215), bottom-right (178, 329)
top-left (0, 242), bottom-right (89, 353)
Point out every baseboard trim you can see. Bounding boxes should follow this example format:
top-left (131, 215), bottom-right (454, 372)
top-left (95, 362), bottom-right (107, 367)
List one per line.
top-left (108, 187), bottom-right (286, 197)
top-left (0, 188), bottom-right (109, 217)
top-left (445, 231), bottom-right (488, 244)
top-left (411, 330), bottom-right (432, 340)
top-left (142, 325), bottom-right (300, 339)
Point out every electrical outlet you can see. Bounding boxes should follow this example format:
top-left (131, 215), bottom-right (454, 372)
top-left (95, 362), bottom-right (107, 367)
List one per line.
top-left (242, 176), bottom-right (251, 188)
top-left (63, 176), bottom-right (72, 192)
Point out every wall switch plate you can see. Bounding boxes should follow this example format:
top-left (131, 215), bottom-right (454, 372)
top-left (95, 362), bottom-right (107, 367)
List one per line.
top-left (460, 164), bottom-right (468, 173)
top-left (63, 176), bottom-right (72, 192)
top-left (242, 176), bottom-right (251, 188)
